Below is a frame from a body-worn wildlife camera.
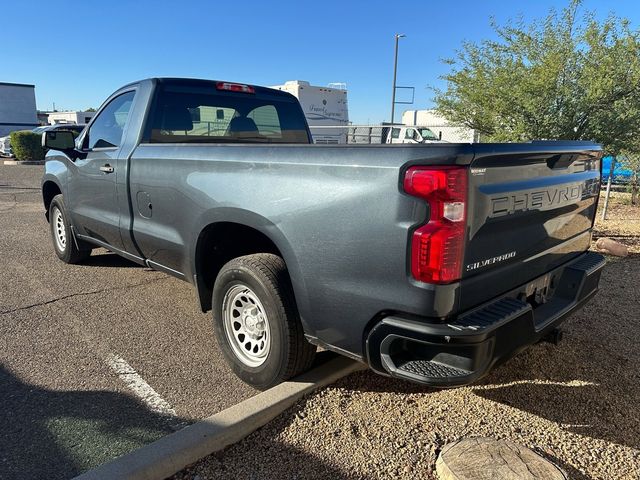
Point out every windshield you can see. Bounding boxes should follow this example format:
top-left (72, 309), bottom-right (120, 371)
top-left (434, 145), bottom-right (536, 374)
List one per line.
top-left (418, 128), bottom-right (438, 141)
top-left (32, 127), bottom-right (47, 133)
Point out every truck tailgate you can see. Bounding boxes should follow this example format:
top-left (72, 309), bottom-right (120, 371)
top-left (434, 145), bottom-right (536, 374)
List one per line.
top-left (460, 142), bottom-right (602, 310)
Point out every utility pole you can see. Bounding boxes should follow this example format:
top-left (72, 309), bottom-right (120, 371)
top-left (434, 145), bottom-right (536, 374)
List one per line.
top-left (390, 33), bottom-right (405, 125)
top-left (601, 156), bottom-right (616, 221)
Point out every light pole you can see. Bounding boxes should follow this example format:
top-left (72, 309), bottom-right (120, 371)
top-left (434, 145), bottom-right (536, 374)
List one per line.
top-left (390, 33), bottom-right (405, 125)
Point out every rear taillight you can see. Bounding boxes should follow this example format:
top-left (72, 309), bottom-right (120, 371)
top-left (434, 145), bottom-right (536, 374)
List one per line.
top-left (404, 166), bottom-right (467, 284)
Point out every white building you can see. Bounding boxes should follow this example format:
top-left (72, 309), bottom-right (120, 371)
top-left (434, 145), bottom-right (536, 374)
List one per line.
top-left (0, 82), bottom-right (38, 136)
top-left (402, 109), bottom-right (479, 143)
top-left (270, 80), bottom-right (349, 143)
top-left (47, 111), bottom-right (95, 125)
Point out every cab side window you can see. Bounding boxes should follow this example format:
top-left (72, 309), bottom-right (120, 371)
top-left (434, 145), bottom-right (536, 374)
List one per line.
top-left (405, 128), bottom-right (415, 140)
top-left (391, 128), bottom-right (400, 139)
top-left (85, 91), bottom-right (135, 149)
top-left (248, 105), bottom-right (282, 137)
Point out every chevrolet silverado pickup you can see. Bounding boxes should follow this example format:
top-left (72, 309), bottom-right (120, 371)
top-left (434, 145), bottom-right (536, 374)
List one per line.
top-left (41, 78), bottom-right (605, 389)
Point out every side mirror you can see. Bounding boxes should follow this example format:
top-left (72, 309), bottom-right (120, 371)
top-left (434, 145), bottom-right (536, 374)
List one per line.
top-left (43, 130), bottom-right (76, 151)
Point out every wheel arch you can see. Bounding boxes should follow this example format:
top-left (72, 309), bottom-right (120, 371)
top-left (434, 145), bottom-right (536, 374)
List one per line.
top-left (191, 214), bottom-right (310, 334)
top-left (42, 178), bottom-right (62, 222)
top-left (41, 158), bottom-right (71, 222)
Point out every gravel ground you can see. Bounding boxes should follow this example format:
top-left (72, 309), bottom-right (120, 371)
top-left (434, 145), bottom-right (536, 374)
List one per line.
top-left (176, 195), bottom-right (640, 480)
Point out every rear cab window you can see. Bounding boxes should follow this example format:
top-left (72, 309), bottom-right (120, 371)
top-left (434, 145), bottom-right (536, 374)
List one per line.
top-left (144, 80), bottom-right (310, 144)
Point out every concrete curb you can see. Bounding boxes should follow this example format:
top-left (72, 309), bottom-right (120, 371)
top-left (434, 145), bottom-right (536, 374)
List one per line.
top-left (74, 355), bottom-right (364, 480)
top-left (3, 160), bottom-right (44, 165)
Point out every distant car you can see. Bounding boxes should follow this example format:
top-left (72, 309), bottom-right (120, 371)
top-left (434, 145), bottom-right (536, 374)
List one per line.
top-left (0, 124), bottom-right (85, 157)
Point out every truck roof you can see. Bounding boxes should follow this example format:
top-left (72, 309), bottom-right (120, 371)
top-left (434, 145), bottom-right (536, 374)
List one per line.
top-left (121, 77), bottom-right (299, 102)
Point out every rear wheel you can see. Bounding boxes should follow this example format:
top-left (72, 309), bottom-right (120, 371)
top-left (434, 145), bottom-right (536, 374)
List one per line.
top-left (49, 194), bottom-right (91, 264)
top-left (212, 254), bottom-right (316, 389)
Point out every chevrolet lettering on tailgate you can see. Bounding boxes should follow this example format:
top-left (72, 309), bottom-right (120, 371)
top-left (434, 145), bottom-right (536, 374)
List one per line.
top-left (490, 177), bottom-right (599, 218)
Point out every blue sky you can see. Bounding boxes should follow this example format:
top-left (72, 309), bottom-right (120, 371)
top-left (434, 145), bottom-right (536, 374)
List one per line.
top-left (4, 0), bottom-right (640, 124)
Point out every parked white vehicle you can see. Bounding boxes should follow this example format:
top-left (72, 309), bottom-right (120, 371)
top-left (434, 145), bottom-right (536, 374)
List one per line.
top-left (386, 125), bottom-right (443, 144)
top-left (0, 136), bottom-right (10, 156)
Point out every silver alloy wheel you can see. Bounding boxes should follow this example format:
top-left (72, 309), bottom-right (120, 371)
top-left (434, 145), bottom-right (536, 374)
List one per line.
top-left (52, 206), bottom-right (66, 252)
top-left (222, 284), bottom-right (271, 367)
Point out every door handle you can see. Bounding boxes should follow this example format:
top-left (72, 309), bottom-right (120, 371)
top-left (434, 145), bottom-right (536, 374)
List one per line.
top-left (100, 164), bottom-right (114, 174)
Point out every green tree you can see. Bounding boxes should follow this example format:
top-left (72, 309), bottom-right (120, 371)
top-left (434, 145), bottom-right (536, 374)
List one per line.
top-left (433, 0), bottom-right (640, 156)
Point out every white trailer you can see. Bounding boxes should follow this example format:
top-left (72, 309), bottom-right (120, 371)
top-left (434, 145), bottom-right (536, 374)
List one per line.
top-left (270, 80), bottom-right (349, 144)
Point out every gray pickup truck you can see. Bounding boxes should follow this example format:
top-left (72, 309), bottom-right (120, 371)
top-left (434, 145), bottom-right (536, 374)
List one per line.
top-left (41, 78), bottom-right (605, 389)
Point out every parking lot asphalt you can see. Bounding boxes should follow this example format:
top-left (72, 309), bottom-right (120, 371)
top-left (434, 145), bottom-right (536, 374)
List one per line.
top-left (0, 164), bottom-right (257, 479)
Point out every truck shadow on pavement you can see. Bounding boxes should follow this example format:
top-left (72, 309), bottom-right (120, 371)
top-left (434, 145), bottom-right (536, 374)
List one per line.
top-left (362, 342), bottom-right (638, 453)
top-left (0, 364), bottom-right (187, 480)
top-left (472, 340), bottom-right (640, 451)
top-left (471, 257), bottom-right (640, 452)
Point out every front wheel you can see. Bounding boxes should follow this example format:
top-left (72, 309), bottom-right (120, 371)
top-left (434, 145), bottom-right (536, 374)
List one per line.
top-left (49, 194), bottom-right (91, 264)
top-left (212, 254), bottom-right (316, 389)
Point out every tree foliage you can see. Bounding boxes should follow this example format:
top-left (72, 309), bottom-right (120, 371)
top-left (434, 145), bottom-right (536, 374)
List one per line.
top-left (433, 0), bottom-right (640, 155)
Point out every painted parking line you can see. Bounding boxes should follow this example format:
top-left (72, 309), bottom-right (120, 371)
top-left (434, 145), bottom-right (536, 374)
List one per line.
top-left (75, 355), bottom-right (364, 480)
top-left (106, 353), bottom-right (178, 419)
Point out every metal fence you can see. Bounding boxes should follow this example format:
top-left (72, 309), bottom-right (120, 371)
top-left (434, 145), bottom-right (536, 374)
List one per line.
top-left (309, 124), bottom-right (477, 144)
top-left (309, 125), bottom-right (387, 144)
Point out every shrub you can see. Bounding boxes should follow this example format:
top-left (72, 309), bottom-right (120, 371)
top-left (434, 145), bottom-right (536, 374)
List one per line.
top-left (10, 130), bottom-right (45, 161)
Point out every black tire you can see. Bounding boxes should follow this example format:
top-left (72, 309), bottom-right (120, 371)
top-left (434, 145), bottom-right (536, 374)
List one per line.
top-left (49, 194), bottom-right (91, 264)
top-left (212, 253), bottom-right (316, 389)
